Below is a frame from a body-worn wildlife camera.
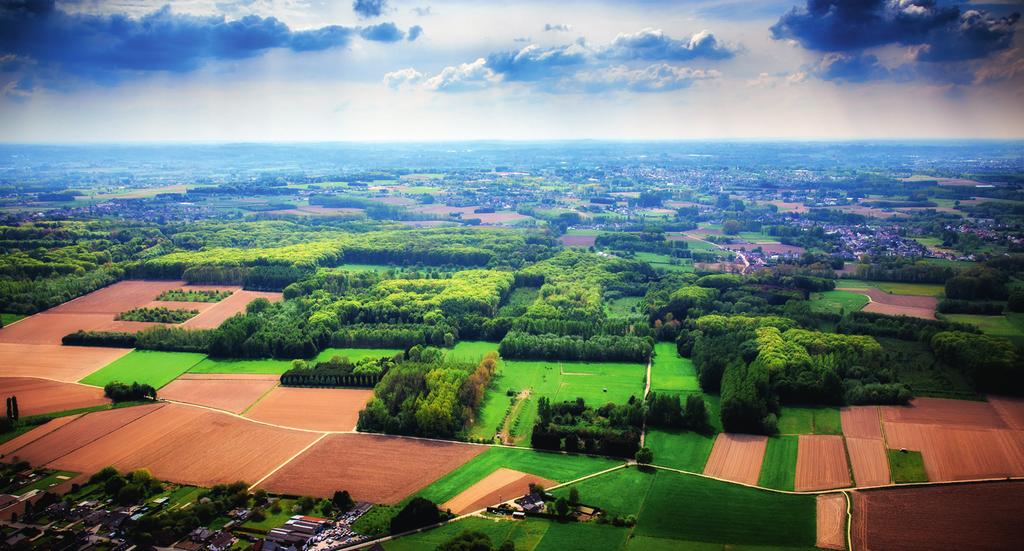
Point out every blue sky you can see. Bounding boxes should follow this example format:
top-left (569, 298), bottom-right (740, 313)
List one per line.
top-left (1, 0), bottom-right (1022, 141)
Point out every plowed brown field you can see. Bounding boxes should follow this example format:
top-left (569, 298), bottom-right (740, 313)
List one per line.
top-left (158, 374), bottom-right (278, 414)
top-left (48, 403), bottom-right (320, 487)
top-left (0, 414), bottom-right (82, 458)
top-left (0, 377), bottom-right (108, 416)
top-left (795, 435), bottom-right (851, 491)
top-left (0, 343), bottom-right (131, 382)
top-left (441, 468), bottom-right (555, 514)
top-left (258, 433), bottom-right (485, 503)
top-left (244, 387), bottom-right (372, 432)
top-left (841, 406), bottom-right (882, 439)
top-left (846, 437), bottom-right (890, 487)
top-left (881, 398), bottom-right (1007, 429)
top-left (47, 281), bottom-right (190, 314)
top-left (988, 396), bottom-right (1024, 430)
top-left (816, 493), bottom-right (847, 550)
top-left (851, 482), bottom-right (1024, 551)
top-left (558, 235), bottom-right (597, 248)
top-left (703, 433), bottom-right (767, 485)
top-left (836, 287), bottom-right (938, 320)
top-left (182, 290), bottom-right (282, 329)
top-left (1, 403), bottom-right (163, 465)
top-left (882, 422), bottom-right (1024, 481)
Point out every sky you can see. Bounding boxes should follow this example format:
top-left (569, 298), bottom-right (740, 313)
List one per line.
top-left (1, 0), bottom-right (1023, 142)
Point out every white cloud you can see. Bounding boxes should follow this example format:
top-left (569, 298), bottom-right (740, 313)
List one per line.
top-left (422, 58), bottom-right (500, 91)
top-left (383, 67), bottom-right (424, 88)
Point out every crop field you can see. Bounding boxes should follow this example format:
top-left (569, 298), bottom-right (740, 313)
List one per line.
top-left (942, 314), bottom-right (1024, 345)
top-left (493, 359), bottom-right (646, 406)
top-left (851, 482), bottom-right (1024, 551)
top-left (0, 377), bottom-right (108, 417)
top-left (635, 469), bottom-right (817, 548)
top-left (244, 387), bottom-right (373, 431)
top-left (157, 373), bottom-right (278, 413)
top-left (442, 467), bottom-right (556, 514)
top-left (258, 433), bottom-right (485, 504)
top-left (809, 290), bottom-right (869, 315)
top-left (416, 446), bottom-right (621, 505)
top-left (645, 429), bottom-right (715, 472)
top-left (882, 422), bottom-right (1024, 481)
top-left (778, 406), bottom-right (842, 435)
top-left (80, 350), bottom-right (207, 389)
top-left (0, 414), bottom-right (83, 455)
top-left (837, 279), bottom-right (946, 297)
top-left (816, 494), bottom-right (847, 550)
top-left (180, 289), bottom-right (283, 329)
top-left (385, 516), bottom-right (629, 551)
top-left (757, 435), bottom-right (798, 491)
top-left (988, 396), bottom-right (1024, 430)
top-left (794, 435), bottom-right (851, 491)
top-left (836, 287), bottom-right (939, 320)
top-left (881, 397), bottom-right (1008, 428)
top-left (552, 465), bottom-right (651, 516)
top-left (187, 357), bottom-right (295, 374)
top-left (650, 342), bottom-right (699, 392)
top-left (703, 433), bottom-right (767, 485)
top-left (0, 344), bottom-right (131, 383)
top-left (841, 406), bottom-right (883, 439)
top-left (847, 437), bottom-right (891, 486)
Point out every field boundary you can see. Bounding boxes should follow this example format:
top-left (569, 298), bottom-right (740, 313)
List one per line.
top-left (247, 432), bottom-right (328, 491)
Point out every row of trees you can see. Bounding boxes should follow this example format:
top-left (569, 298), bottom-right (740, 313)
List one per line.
top-left (530, 397), bottom-right (643, 458)
top-left (103, 382), bottom-right (157, 402)
top-left (498, 332), bottom-right (652, 363)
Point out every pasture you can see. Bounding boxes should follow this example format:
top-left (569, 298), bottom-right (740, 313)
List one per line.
top-left (778, 407), bottom-right (842, 435)
top-left (188, 357), bottom-right (296, 374)
top-left (80, 350), bottom-right (207, 389)
top-left (650, 342), bottom-right (699, 392)
top-left (644, 429), bottom-right (714, 472)
top-left (809, 290), bottom-right (869, 315)
top-left (385, 516), bottom-right (628, 551)
top-left (445, 341), bottom-right (499, 363)
top-left (492, 359), bottom-right (645, 406)
top-left (757, 435), bottom-right (798, 491)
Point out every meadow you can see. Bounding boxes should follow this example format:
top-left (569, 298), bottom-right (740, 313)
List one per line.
top-left (384, 515), bottom-right (629, 551)
top-left (777, 407), bottom-right (842, 435)
top-left (79, 350), bottom-right (207, 389)
top-left (644, 429), bottom-right (714, 472)
top-left (757, 436), bottom-right (799, 491)
top-left (650, 342), bottom-right (699, 393)
top-left (809, 290), bottom-right (869, 315)
top-left (187, 347), bottom-right (402, 374)
top-left (942, 313), bottom-right (1024, 346)
top-left (492, 359), bottom-right (646, 406)
top-left (837, 279), bottom-right (945, 297)
top-left (888, 450), bottom-right (928, 483)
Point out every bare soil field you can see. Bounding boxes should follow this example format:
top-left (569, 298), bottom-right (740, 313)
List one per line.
top-left (47, 280), bottom-right (190, 315)
top-left (816, 493), bottom-right (847, 550)
top-left (0, 377), bottom-right (109, 416)
top-left (703, 433), bottom-right (767, 485)
top-left (795, 435), bottom-right (851, 491)
top-left (882, 422), bottom-right (1024, 481)
top-left (410, 205), bottom-right (529, 225)
top-left (0, 414), bottom-right (82, 458)
top-left (841, 406), bottom-right (882, 439)
top-left (158, 374), bottom-right (278, 414)
top-left (846, 437), bottom-right (890, 487)
top-left (0, 343), bottom-right (131, 381)
top-left (182, 290), bottom-right (283, 330)
top-left (244, 387), bottom-right (373, 431)
top-left (862, 302), bottom-right (935, 320)
top-left (851, 482), bottom-right (1024, 551)
top-left (881, 397), bottom-right (1007, 429)
top-left (558, 235), bottom-right (597, 248)
top-left (836, 287), bottom-right (938, 320)
top-left (442, 468), bottom-right (555, 514)
top-left (988, 396), bottom-right (1024, 430)
top-left (50, 403), bottom-right (320, 487)
top-left (258, 433), bottom-right (485, 503)
top-left (767, 200), bottom-right (809, 214)
top-left (1, 403), bottom-right (163, 465)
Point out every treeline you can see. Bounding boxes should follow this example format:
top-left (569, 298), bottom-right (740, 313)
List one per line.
top-left (357, 348), bottom-right (498, 438)
top-left (104, 382), bottom-right (157, 402)
top-left (62, 326), bottom-right (213, 352)
top-left (0, 265), bottom-right (122, 314)
top-left (931, 331), bottom-right (1023, 392)
top-left (852, 258), bottom-right (956, 284)
top-left (498, 331), bottom-right (652, 363)
top-left (116, 306), bottom-right (198, 323)
top-left (645, 392), bottom-right (710, 432)
top-left (530, 397), bottom-right (643, 458)
top-left (837, 311), bottom-right (977, 341)
top-left (281, 355), bottom-right (401, 388)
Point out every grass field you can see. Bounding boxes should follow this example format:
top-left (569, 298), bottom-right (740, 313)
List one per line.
top-left (645, 429), bottom-right (715, 472)
top-left (385, 516), bottom-right (629, 551)
top-left (188, 357), bottom-right (294, 374)
top-left (491, 359), bottom-right (645, 406)
top-left (777, 407), bottom-right (841, 435)
top-left (606, 296), bottom-right (642, 317)
top-left (241, 497), bottom-right (298, 532)
top-left (552, 465), bottom-right (653, 515)
top-left (757, 436), bottom-right (798, 491)
top-left (80, 350), bottom-right (207, 389)
top-left (469, 391), bottom-right (514, 441)
top-left (650, 343), bottom-right (699, 392)
top-left (809, 290), bottom-right (869, 315)
top-left (634, 252), bottom-right (693, 273)
top-left (16, 470), bottom-right (77, 493)
top-left (837, 279), bottom-right (945, 297)
top-left (416, 447), bottom-right (622, 505)
top-left (637, 470), bottom-right (816, 547)
top-left (888, 449), bottom-right (928, 483)
top-left (1, 313), bottom-right (25, 325)
top-left (446, 341), bottom-right (500, 363)
top-left (314, 347), bottom-right (404, 363)
top-left (943, 313), bottom-right (1024, 346)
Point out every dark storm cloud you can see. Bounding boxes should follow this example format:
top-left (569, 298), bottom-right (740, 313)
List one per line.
top-left (0, 1), bottom-right (410, 88)
top-left (772, 0), bottom-right (1019, 61)
top-left (353, 0), bottom-right (387, 19)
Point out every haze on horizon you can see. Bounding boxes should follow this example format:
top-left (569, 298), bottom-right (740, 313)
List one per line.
top-left (1, 0), bottom-right (1023, 143)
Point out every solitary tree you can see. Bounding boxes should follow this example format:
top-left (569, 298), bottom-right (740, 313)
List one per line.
top-left (10, 396), bottom-right (17, 422)
top-left (635, 447), bottom-right (653, 465)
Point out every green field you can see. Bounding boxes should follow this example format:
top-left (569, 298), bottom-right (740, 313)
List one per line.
top-left (1, 313), bottom-right (25, 325)
top-left (80, 350), bottom-right (207, 388)
top-left (606, 296), bottom-right (642, 317)
top-left (809, 290), bottom-right (869, 315)
top-left (888, 450), bottom-right (928, 483)
top-left (313, 347), bottom-right (404, 363)
top-left (645, 429), bottom-right (715, 472)
top-left (837, 279), bottom-right (945, 297)
top-left (491, 359), bottom-right (645, 406)
top-left (777, 407), bottom-right (841, 435)
top-left (416, 447), bottom-right (622, 505)
top-left (385, 516), bottom-right (628, 551)
top-left (650, 342), bottom-right (699, 392)
top-left (446, 341), bottom-right (500, 363)
top-left (469, 390), bottom-right (513, 441)
top-left (241, 497), bottom-right (298, 532)
top-left (758, 436), bottom-right (798, 491)
top-left (16, 470), bottom-right (77, 493)
top-left (943, 313), bottom-right (1024, 345)
top-left (551, 465), bottom-right (654, 515)
top-left (188, 357), bottom-right (294, 374)
top-left (634, 252), bottom-right (693, 272)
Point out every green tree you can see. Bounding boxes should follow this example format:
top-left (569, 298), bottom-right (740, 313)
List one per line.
top-left (554, 497), bottom-right (571, 518)
top-left (568, 487), bottom-right (580, 505)
top-left (635, 447), bottom-right (653, 465)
